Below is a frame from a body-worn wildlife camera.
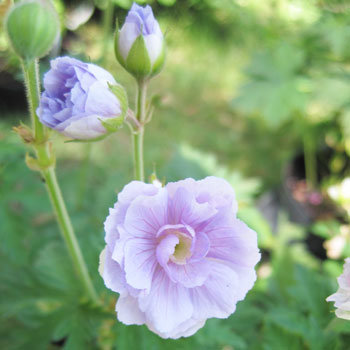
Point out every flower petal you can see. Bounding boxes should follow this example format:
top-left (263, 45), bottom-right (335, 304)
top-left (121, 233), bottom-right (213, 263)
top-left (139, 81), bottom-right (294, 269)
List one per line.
top-left (116, 295), bottom-right (146, 325)
top-left (85, 81), bottom-right (121, 117)
top-left (190, 261), bottom-right (239, 320)
top-left (148, 317), bottom-right (205, 339)
top-left (156, 233), bottom-right (178, 267)
top-left (205, 210), bottom-right (261, 268)
top-left (123, 188), bottom-right (168, 238)
top-left (104, 182), bottom-right (159, 248)
top-left (196, 176), bottom-right (238, 213)
top-left (124, 237), bottom-right (158, 291)
top-left (165, 260), bottom-right (211, 288)
top-left (167, 187), bottom-right (217, 227)
top-left (100, 247), bottom-right (127, 295)
top-left (138, 269), bottom-right (193, 334)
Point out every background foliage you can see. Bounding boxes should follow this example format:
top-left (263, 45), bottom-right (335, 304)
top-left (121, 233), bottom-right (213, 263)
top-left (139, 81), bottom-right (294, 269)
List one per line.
top-left (1, 0), bottom-right (350, 349)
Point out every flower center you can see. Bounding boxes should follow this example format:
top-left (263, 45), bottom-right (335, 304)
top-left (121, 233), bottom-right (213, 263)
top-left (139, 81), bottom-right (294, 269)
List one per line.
top-left (170, 233), bottom-right (192, 265)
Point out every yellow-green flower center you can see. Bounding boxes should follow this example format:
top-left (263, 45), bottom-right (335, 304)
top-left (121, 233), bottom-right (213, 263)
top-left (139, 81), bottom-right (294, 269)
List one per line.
top-left (170, 233), bottom-right (192, 265)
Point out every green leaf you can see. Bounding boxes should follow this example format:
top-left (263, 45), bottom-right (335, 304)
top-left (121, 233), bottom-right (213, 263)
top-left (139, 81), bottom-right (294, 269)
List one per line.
top-left (311, 220), bottom-right (341, 239)
top-left (233, 43), bottom-right (308, 127)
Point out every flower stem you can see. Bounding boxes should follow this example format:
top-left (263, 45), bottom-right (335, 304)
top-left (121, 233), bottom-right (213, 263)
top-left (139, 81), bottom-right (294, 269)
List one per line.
top-left (22, 59), bottom-right (99, 305)
top-left (132, 79), bottom-right (148, 181)
top-left (42, 166), bottom-right (99, 304)
top-left (22, 60), bottom-right (45, 142)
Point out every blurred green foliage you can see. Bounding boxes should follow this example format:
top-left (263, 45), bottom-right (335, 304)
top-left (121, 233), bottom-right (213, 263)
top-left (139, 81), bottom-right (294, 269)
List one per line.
top-left (1, 0), bottom-right (350, 349)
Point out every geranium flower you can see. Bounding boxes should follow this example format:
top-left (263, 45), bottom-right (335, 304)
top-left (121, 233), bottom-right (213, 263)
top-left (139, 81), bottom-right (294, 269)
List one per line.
top-left (327, 258), bottom-right (350, 320)
top-left (99, 177), bottom-right (261, 338)
top-left (37, 56), bottom-right (126, 140)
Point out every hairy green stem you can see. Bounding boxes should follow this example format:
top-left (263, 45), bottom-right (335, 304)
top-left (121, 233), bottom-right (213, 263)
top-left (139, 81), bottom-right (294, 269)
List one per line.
top-left (22, 59), bottom-right (99, 305)
top-left (132, 79), bottom-right (148, 181)
top-left (23, 60), bottom-right (45, 142)
top-left (42, 167), bottom-right (99, 303)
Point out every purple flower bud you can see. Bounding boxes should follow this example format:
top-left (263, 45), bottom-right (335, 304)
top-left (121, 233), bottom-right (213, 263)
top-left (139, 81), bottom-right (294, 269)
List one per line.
top-left (37, 56), bottom-right (127, 140)
top-left (115, 3), bottom-right (165, 78)
top-left (99, 176), bottom-right (261, 339)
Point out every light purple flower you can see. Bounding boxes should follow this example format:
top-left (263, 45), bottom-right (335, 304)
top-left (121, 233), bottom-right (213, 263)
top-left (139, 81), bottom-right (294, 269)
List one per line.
top-left (327, 258), bottom-right (350, 320)
top-left (37, 56), bottom-right (126, 140)
top-left (99, 176), bottom-right (261, 339)
top-left (115, 3), bottom-right (165, 77)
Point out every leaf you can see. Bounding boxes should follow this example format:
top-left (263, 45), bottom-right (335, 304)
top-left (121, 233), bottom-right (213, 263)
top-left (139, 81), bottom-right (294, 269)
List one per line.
top-left (311, 220), bottom-right (341, 239)
top-left (233, 43), bottom-right (308, 127)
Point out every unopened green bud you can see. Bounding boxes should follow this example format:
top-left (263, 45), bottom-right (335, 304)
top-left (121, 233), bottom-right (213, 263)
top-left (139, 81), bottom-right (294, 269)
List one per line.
top-left (5, 0), bottom-right (59, 62)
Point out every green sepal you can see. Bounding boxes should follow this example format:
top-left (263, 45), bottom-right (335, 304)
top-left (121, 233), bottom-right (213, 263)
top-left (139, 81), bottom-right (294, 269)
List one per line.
top-left (125, 34), bottom-right (152, 78)
top-left (64, 134), bottom-right (108, 143)
top-left (100, 116), bottom-right (124, 133)
top-left (5, 0), bottom-right (59, 63)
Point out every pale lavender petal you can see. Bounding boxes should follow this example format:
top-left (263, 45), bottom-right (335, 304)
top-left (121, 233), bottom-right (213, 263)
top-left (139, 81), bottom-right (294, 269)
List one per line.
top-left (165, 259), bottom-right (211, 288)
top-left (115, 296), bottom-right (146, 325)
top-left (190, 231), bottom-right (210, 262)
top-left (148, 318), bottom-right (205, 339)
top-left (84, 81), bottom-right (121, 117)
top-left (116, 295), bottom-right (146, 325)
top-left (156, 224), bottom-right (194, 239)
top-left (138, 269), bottom-right (193, 334)
top-left (104, 182), bottom-right (159, 247)
top-left (124, 237), bottom-right (158, 291)
top-left (196, 176), bottom-right (238, 213)
top-left (167, 187), bottom-right (217, 227)
top-left (190, 261), bottom-right (239, 320)
top-left (123, 188), bottom-right (168, 238)
top-left (166, 178), bottom-right (196, 197)
top-left (118, 22), bottom-right (140, 61)
top-left (100, 247), bottom-right (127, 295)
top-left (61, 114), bottom-right (107, 140)
top-left (205, 209), bottom-right (261, 268)
top-left (156, 233), bottom-right (178, 267)
top-left (86, 63), bottom-right (116, 85)
top-left (144, 34), bottom-right (163, 65)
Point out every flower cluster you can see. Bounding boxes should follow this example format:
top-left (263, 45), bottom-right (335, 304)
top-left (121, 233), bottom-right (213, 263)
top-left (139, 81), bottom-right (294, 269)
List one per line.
top-left (327, 258), bottom-right (350, 320)
top-left (99, 177), bottom-right (261, 339)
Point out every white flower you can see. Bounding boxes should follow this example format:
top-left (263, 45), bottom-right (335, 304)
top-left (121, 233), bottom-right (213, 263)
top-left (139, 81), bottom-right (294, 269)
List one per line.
top-left (327, 258), bottom-right (350, 320)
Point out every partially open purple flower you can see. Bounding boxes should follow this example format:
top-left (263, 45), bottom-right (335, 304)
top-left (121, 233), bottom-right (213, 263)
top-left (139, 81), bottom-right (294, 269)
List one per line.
top-left (37, 56), bottom-right (127, 140)
top-left (99, 176), bottom-right (261, 339)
